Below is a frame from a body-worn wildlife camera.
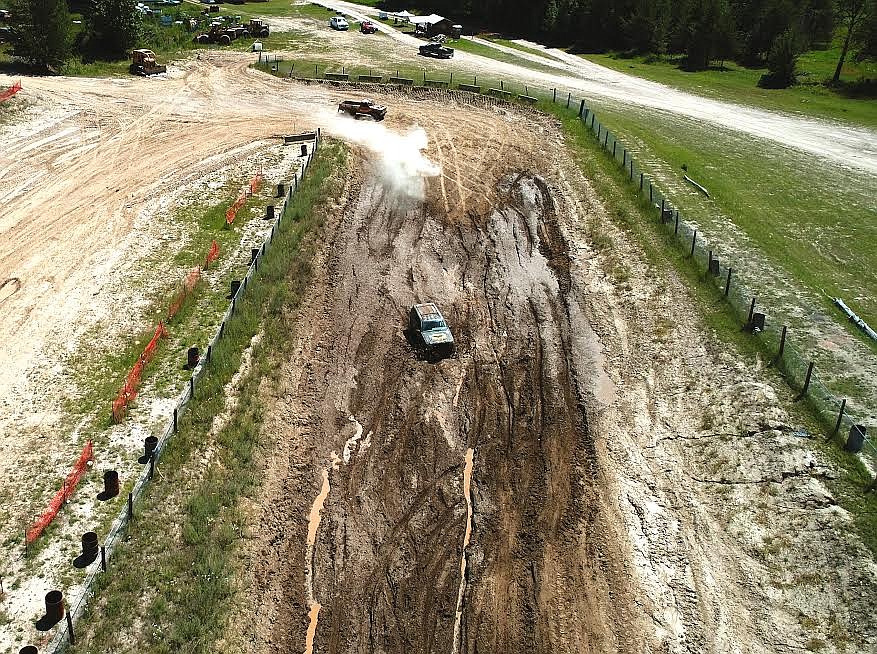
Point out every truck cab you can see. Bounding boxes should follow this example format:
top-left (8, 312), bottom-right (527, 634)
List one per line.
top-left (409, 303), bottom-right (455, 360)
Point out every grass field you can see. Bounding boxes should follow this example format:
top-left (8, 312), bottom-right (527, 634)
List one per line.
top-left (581, 43), bottom-right (877, 129)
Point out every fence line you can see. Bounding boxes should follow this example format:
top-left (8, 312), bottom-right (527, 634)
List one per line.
top-left (42, 130), bottom-right (321, 653)
top-left (257, 57), bottom-right (875, 481)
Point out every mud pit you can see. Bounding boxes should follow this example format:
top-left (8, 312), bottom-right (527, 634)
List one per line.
top-left (249, 162), bottom-right (640, 652)
top-left (238, 98), bottom-right (876, 653)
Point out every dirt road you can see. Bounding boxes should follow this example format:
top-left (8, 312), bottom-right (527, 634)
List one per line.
top-left (322, 0), bottom-right (877, 176)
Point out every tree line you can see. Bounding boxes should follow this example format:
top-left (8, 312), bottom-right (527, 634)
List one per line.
top-left (3, 0), bottom-right (144, 72)
top-left (389, 0), bottom-right (876, 87)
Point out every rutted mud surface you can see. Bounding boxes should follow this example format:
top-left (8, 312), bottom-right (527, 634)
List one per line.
top-left (246, 158), bottom-right (643, 653)
top-left (236, 102), bottom-right (877, 653)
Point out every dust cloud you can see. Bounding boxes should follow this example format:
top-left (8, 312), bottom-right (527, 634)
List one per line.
top-left (323, 112), bottom-right (441, 201)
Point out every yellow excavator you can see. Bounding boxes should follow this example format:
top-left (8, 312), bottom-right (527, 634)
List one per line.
top-left (130, 49), bottom-right (167, 76)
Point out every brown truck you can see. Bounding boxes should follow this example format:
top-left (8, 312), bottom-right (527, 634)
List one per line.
top-left (337, 99), bottom-right (387, 121)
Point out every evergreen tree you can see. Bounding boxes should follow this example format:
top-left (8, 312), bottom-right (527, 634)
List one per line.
top-left (683, 0), bottom-right (730, 70)
top-left (85, 0), bottom-right (141, 59)
top-left (760, 27), bottom-right (799, 86)
top-left (7, 0), bottom-right (73, 71)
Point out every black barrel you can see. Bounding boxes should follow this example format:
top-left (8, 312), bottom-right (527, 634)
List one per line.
top-left (265, 205), bottom-right (275, 220)
top-left (301, 143), bottom-right (308, 157)
top-left (20, 646), bottom-right (38, 654)
top-left (276, 183), bottom-right (285, 198)
top-left (98, 469), bottom-right (120, 500)
top-left (845, 424), bottom-right (866, 453)
top-left (228, 280), bottom-right (241, 299)
top-left (45, 590), bottom-right (64, 623)
top-left (82, 531), bottom-right (98, 558)
top-left (186, 346), bottom-right (200, 370)
top-left (251, 248), bottom-right (259, 264)
top-left (139, 435), bottom-right (158, 464)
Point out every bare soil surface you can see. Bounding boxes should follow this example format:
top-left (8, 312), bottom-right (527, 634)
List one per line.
top-left (0, 51), bottom-right (875, 654)
top-left (231, 96), bottom-right (877, 653)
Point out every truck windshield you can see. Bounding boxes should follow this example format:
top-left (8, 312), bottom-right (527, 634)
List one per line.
top-left (422, 319), bottom-right (444, 331)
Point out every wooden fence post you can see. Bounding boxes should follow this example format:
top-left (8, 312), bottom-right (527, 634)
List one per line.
top-left (799, 362), bottom-right (815, 397)
top-left (833, 398), bottom-right (846, 437)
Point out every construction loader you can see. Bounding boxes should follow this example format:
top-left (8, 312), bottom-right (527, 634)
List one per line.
top-left (130, 49), bottom-right (167, 76)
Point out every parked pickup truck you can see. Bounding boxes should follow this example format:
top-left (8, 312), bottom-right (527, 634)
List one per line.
top-left (408, 303), bottom-right (455, 360)
top-left (418, 42), bottom-right (454, 59)
top-left (338, 99), bottom-right (387, 121)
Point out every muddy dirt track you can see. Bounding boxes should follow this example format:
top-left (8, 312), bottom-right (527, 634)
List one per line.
top-left (245, 134), bottom-right (646, 653)
top-left (237, 94), bottom-right (877, 653)
top-left (2, 54), bottom-right (876, 653)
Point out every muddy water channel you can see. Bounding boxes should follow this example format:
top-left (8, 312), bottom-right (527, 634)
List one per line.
top-left (255, 169), bottom-right (638, 654)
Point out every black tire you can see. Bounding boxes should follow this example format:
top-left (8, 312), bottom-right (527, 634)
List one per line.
top-left (260, 29), bottom-right (269, 37)
top-left (220, 34), bottom-right (231, 45)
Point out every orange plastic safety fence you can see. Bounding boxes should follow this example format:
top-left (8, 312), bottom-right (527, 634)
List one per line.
top-left (111, 322), bottom-right (167, 422)
top-left (204, 239), bottom-right (220, 267)
top-left (26, 441), bottom-right (93, 543)
top-left (225, 173), bottom-right (263, 225)
top-left (167, 266), bottom-right (202, 320)
top-left (0, 81), bottom-right (22, 104)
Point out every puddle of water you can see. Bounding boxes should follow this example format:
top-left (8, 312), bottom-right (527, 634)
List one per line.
top-left (343, 415), bottom-right (365, 463)
top-left (304, 467), bottom-right (330, 654)
top-left (304, 417), bottom-right (370, 653)
top-left (451, 447), bottom-right (475, 654)
top-left (304, 602), bottom-right (321, 654)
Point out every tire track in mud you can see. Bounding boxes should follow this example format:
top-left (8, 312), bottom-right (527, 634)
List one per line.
top-left (251, 147), bottom-right (643, 653)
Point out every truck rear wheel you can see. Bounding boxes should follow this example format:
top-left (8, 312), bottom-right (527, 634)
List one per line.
top-left (220, 34), bottom-right (231, 45)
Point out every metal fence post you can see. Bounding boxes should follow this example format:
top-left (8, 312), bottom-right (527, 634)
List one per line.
top-left (639, 173), bottom-right (644, 191)
top-left (553, 88), bottom-right (556, 102)
top-left (724, 268), bottom-right (732, 297)
top-left (746, 297), bottom-right (756, 325)
top-left (674, 211), bottom-right (679, 234)
top-left (566, 92), bottom-right (570, 108)
top-left (127, 492), bottom-right (133, 521)
top-left (777, 325), bottom-right (787, 360)
top-left (690, 230), bottom-right (697, 256)
top-left (66, 607), bottom-right (75, 645)
top-left (578, 99), bottom-right (585, 117)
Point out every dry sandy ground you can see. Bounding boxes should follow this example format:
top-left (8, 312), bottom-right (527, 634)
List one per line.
top-left (323, 0), bottom-right (877, 176)
top-left (0, 53), bottom-right (875, 653)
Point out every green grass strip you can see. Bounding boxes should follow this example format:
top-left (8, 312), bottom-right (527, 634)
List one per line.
top-left (541, 101), bottom-right (877, 555)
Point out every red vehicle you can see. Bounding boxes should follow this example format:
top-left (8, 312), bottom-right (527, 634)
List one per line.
top-left (360, 20), bottom-right (377, 34)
